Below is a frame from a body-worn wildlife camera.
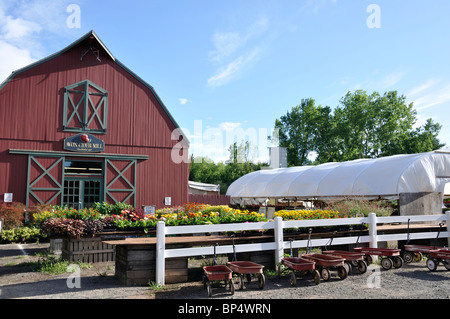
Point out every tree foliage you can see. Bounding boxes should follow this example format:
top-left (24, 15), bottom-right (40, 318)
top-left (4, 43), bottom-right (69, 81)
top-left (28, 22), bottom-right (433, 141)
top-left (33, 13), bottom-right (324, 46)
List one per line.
top-left (275, 90), bottom-right (445, 166)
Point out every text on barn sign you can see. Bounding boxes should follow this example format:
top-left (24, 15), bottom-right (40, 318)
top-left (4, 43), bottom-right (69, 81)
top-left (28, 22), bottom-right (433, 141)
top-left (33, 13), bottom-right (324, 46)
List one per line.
top-left (64, 134), bottom-right (105, 152)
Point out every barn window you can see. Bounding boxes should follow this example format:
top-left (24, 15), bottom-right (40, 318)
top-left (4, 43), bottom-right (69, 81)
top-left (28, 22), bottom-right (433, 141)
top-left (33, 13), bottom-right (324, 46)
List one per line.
top-left (63, 80), bottom-right (108, 134)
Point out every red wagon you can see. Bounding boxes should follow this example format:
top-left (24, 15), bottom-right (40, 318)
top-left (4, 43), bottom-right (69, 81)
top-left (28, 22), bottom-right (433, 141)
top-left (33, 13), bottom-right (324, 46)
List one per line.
top-left (426, 249), bottom-right (450, 271)
top-left (226, 235), bottom-right (266, 290)
top-left (402, 221), bottom-right (446, 263)
top-left (226, 261), bottom-right (265, 290)
top-left (281, 257), bottom-right (320, 286)
top-left (403, 245), bottom-right (446, 263)
top-left (203, 265), bottom-right (234, 297)
top-left (322, 250), bottom-right (368, 274)
top-left (302, 253), bottom-right (348, 281)
top-left (353, 247), bottom-right (403, 270)
top-left (202, 243), bottom-right (234, 297)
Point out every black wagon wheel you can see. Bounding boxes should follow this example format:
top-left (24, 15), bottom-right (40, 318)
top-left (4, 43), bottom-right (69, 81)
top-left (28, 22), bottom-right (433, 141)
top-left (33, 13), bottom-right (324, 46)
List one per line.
top-left (229, 279), bottom-right (235, 295)
top-left (337, 266), bottom-right (348, 280)
top-left (258, 273), bottom-right (265, 289)
top-left (206, 281), bottom-right (212, 297)
top-left (392, 256), bottom-right (403, 269)
top-left (381, 257), bottom-right (393, 270)
top-left (364, 255), bottom-right (373, 265)
top-left (443, 260), bottom-right (450, 271)
top-left (357, 260), bottom-right (368, 274)
top-left (289, 271), bottom-right (297, 286)
top-left (403, 251), bottom-right (415, 263)
top-left (234, 274), bottom-right (244, 291)
top-left (311, 269), bottom-right (320, 285)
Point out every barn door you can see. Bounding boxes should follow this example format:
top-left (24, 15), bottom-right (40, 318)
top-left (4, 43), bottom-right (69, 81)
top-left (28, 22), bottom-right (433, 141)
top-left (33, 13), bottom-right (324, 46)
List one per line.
top-left (104, 159), bottom-right (137, 207)
top-left (26, 155), bottom-right (64, 207)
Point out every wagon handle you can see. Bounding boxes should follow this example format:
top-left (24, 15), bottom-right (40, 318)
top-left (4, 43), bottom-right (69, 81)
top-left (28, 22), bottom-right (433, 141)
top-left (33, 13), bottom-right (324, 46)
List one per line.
top-left (434, 222), bottom-right (445, 249)
top-left (213, 243), bottom-right (219, 265)
top-left (230, 234), bottom-right (237, 262)
top-left (325, 231), bottom-right (337, 251)
top-left (288, 238), bottom-right (294, 257)
top-left (307, 228), bottom-right (313, 253)
top-left (406, 219), bottom-right (411, 245)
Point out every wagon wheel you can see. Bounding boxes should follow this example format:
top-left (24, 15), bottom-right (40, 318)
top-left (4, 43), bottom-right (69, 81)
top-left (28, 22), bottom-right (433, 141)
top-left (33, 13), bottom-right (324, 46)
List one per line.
top-left (364, 255), bottom-right (373, 265)
top-left (311, 269), bottom-right (320, 285)
top-left (392, 256), bottom-right (403, 269)
top-left (321, 268), bottom-right (330, 281)
top-left (234, 274), bottom-right (244, 290)
top-left (403, 251), bottom-right (414, 263)
top-left (258, 273), bottom-right (265, 289)
top-left (343, 262), bottom-right (352, 275)
top-left (443, 260), bottom-right (450, 271)
top-left (426, 258), bottom-right (438, 272)
top-left (228, 279), bottom-right (235, 295)
top-left (337, 266), bottom-right (348, 280)
top-left (246, 274), bottom-right (252, 283)
top-left (289, 271), bottom-right (297, 286)
top-left (206, 281), bottom-right (212, 297)
top-left (381, 257), bottom-right (393, 270)
top-left (413, 252), bottom-right (423, 262)
top-left (357, 260), bottom-right (368, 274)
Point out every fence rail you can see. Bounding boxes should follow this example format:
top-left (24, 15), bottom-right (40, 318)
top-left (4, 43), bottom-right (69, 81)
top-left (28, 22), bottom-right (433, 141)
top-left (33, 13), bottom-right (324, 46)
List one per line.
top-left (155, 212), bottom-right (450, 285)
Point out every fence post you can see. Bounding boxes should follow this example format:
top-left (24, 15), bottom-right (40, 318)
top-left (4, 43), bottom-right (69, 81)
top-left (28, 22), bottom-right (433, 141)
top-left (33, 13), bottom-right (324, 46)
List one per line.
top-left (446, 211), bottom-right (450, 248)
top-left (368, 212), bottom-right (378, 249)
top-left (156, 221), bottom-right (166, 286)
top-left (274, 216), bottom-right (284, 274)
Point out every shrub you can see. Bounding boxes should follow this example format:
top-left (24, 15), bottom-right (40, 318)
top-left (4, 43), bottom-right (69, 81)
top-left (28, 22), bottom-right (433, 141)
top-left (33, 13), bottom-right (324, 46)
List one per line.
top-left (40, 218), bottom-right (87, 239)
top-left (0, 227), bottom-right (46, 244)
top-left (0, 202), bottom-right (26, 230)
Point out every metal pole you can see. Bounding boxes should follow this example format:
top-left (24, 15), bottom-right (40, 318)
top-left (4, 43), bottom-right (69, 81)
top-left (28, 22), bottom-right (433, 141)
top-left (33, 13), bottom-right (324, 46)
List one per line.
top-left (274, 216), bottom-right (284, 274)
top-left (156, 221), bottom-right (166, 286)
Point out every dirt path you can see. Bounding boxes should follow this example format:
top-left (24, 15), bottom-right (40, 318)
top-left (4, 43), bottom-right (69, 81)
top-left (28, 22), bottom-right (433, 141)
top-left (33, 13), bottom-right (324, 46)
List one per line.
top-left (0, 243), bottom-right (449, 300)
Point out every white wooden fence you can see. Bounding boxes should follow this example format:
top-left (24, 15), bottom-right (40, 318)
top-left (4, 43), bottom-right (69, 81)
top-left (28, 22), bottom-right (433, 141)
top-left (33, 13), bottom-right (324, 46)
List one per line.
top-left (155, 212), bottom-right (450, 285)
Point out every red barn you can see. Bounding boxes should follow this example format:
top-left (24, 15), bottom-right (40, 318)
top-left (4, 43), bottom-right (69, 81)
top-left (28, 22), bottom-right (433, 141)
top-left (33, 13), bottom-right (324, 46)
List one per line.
top-left (0, 30), bottom-right (189, 210)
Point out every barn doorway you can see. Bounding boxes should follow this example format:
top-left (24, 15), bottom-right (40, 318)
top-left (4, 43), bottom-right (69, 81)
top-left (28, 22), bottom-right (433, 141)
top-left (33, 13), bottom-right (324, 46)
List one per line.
top-left (63, 160), bottom-right (104, 209)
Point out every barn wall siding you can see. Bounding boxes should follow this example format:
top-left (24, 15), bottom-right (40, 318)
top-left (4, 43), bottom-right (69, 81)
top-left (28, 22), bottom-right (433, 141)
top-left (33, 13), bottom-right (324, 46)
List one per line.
top-left (0, 33), bottom-right (189, 209)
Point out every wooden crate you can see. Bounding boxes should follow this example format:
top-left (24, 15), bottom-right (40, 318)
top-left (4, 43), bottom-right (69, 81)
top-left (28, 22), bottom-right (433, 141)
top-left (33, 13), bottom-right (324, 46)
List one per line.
top-left (62, 237), bottom-right (115, 263)
top-left (115, 244), bottom-right (188, 286)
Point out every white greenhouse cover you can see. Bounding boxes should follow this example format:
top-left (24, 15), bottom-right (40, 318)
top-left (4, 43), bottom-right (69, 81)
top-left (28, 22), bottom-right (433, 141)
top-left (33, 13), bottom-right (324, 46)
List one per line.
top-left (227, 150), bottom-right (450, 201)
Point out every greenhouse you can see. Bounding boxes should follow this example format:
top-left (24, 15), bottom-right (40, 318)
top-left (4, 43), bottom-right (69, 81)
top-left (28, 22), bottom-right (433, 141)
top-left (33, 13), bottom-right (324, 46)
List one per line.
top-left (227, 150), bottom-right (450, 208)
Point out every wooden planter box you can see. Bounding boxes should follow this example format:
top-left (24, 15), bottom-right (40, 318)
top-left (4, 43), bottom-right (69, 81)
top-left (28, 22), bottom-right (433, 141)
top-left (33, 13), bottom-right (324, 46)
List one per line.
top-left (62, 237), bottom-right (115, 263)
top-left (115, 244), bottom-right (188, 286)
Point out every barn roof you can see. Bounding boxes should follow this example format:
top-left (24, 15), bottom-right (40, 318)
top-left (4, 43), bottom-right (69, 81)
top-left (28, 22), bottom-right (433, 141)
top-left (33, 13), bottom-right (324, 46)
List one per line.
top-left (226, 149), bottom-right (450, 201)
top-left (0, 30), bottom-right (189, 144)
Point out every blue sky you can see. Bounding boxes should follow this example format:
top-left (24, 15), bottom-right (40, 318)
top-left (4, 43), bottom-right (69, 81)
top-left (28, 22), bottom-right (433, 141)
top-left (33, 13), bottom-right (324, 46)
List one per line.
top-left (1, 0), bottom-right (450, 163)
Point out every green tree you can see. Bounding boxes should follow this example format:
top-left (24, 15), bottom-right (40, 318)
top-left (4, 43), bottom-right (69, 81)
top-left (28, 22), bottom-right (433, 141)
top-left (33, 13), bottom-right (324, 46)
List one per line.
top-left (275, 98), bottom-right (319, 166)
top-left (275, 90), bottom-right (445, 166)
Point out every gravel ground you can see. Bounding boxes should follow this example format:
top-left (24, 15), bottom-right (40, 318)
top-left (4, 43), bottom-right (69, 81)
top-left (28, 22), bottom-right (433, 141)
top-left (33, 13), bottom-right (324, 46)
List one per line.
top-left (0, 243), bottom-right (449, 300)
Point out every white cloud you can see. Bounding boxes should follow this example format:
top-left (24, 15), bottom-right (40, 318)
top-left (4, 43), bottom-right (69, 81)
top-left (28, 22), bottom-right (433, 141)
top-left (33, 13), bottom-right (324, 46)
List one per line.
top-left (178, 98), bottom-right (189, 105)
top-left (207, 16), bottom-right (268, 87)
top-left (406, 78), bottom-right (450, 111)
top-left (0, 0), bottom-right (75, 83)
top-left (0, 40), bottom-right (36, 83)
top-left (379, 71), bottom-right (404, 89)
top-left (207, 48), bottom-right (260, 87)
